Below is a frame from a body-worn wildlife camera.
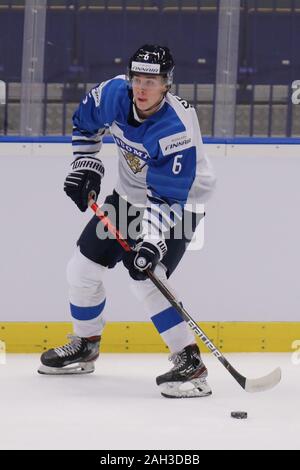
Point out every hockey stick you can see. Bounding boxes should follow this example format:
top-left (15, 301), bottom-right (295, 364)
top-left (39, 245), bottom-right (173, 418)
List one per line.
top-left (88, 197), bottom-right (281, 393)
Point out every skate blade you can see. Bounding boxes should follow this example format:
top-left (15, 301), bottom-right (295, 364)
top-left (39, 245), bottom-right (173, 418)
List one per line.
top-left (38, 361), bottom-right (95, 375)
top-left (159, 378), bottom-right (212, 399)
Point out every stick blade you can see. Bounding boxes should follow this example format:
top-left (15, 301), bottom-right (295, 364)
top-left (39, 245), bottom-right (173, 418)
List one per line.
top-left (245, 367), bottom-right (281, 393)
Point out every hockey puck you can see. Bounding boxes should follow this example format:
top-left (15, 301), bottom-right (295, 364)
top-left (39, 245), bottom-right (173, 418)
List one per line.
top-left (231, 411), bottom-right (247, 419)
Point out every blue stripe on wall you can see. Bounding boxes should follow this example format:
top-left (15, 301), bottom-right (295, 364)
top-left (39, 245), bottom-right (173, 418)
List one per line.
top-left (70, 299), bottom-right (106, 321)
top-left (151, 306), bottom-right (184, 334)
top-left (2, 136), bottom-right (300, 145)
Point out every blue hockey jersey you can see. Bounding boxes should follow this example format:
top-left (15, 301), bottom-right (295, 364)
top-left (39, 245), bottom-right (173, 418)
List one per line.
top-left (72, 75), bottom-right (216, 240)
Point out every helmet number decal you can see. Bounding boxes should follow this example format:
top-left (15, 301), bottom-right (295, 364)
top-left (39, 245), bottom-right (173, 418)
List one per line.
top-left (172, 154), bottom-right (183, 175)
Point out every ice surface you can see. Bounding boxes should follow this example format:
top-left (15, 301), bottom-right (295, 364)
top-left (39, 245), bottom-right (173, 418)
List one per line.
top-left (0, 353), bottom-right (298, 450)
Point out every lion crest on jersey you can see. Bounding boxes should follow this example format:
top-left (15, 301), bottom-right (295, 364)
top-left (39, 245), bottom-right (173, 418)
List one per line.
top-left (124, 152), bottom-right (145, 174)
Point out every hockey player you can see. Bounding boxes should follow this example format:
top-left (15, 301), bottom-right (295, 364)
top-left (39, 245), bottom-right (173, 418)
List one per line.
top-left (38, 45), bottom-right (216, 398)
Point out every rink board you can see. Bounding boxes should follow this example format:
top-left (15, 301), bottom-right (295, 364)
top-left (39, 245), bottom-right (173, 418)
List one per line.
top-left (0, 321), bottom-right (299, 353)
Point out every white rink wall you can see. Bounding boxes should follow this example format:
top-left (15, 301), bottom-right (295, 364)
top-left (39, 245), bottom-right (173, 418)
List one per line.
top-left (0, 142), bottom-right (300, 322)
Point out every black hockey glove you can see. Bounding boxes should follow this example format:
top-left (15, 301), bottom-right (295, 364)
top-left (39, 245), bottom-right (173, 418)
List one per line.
top-left (123, 239), bottom-right (167, 281)
top-left (64, 157), bottom-right (105, 212)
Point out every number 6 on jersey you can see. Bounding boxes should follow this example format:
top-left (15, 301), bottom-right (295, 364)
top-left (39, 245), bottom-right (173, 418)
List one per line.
top-left (172, 154), bottom-right (183, 174)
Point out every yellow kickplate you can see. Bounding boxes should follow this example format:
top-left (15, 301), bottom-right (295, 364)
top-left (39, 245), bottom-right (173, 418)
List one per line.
top-left (218, 322), bottom-right (300, 352)
top-left (0, 322), bottom-right (299, 353)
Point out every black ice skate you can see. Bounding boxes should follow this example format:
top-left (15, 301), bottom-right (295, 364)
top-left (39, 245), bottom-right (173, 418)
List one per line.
top-left (38, 335), bottom-right (100, 375)
top-left (156, 343), bottom-right (212, 398)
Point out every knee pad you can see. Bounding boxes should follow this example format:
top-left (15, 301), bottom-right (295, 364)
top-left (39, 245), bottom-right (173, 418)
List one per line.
top-left (67, 247), bottom-right (106, 307)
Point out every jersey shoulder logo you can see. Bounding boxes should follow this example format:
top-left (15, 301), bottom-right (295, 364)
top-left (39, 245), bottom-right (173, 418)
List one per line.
top-left (159, 131), bottom-right (192, 156)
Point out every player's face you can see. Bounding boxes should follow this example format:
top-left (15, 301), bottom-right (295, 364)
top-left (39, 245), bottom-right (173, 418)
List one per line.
top-left (131, 74), bottom-right (168, 116)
